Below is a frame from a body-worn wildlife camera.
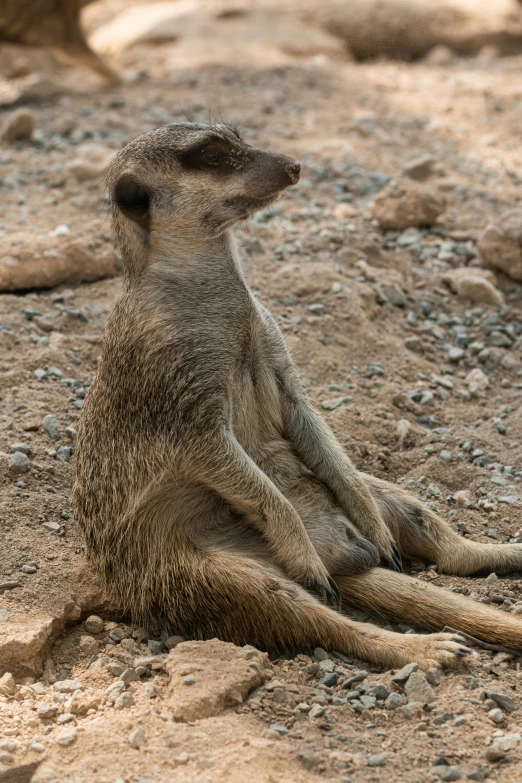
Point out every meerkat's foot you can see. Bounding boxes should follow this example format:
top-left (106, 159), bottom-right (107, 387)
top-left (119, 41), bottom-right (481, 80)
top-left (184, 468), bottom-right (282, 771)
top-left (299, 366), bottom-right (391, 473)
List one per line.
top-left (391, 632), bottom-right (471, 670)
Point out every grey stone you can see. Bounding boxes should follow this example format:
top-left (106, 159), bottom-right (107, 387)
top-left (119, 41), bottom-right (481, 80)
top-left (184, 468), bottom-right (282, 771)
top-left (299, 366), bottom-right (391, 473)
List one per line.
top-left (392, 662), bottom-right (419, 686)
top-left (8, 452), bottom-right (30, 474)
top-left (384, 692), bottom-right (407, 710)
top-left (404, 672), bottom-right (436, 704)
top-left (84, 615), bottom-right (104, 634)
top-left (486, 691), bottom-right (518, 713)
top-left (55, 728), bottom-right (77, 746)
top-left (488, 708), bottom-right (505, 724)
top-left (53, 680), bottom-right (83, 693)
top-left (431, 765), bottom-right (461, 781)
top-left (42, 414), bottom-right (60, 441)
top-left (269, 723), bottom-right (289, 736)
top-left (128, 728), bottom-right (146, 749)
top-left (367, 753), bottom-right (386, 767)
top-left (114, 692), bottom-right (134, 709)
top-left (448, 347), bottom-right (465, 362)
top-left (486, 691), bottom-right (518, 712)
top-left (10, 443), bottom-right (30, 455)
top-left (370, 684), bottom-right (389, 700)
top-left (56, 446), bottom-right (72, 462)
top-left (425, 668), bottom-right (442, 686)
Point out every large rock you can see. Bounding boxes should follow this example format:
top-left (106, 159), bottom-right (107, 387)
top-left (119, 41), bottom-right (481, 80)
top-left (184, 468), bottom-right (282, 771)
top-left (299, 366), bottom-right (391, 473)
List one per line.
top-left (1, 108), bottom-right (34, 142)
top-left (442, 267), bottom-right (503, 306)
top-left (372, 180), bottom-right (445, 230)
top-left (478, 209), bottom-right (522, 281)
top-left (0, 233), bottom-right (120, 291)
top-left (68, 143), bottom-right (116, 182)
top-left (91, 1), bottom-right (345, 68)
top-left (310, 0), bottom-right (522, 61)
top-left (164, 639), bottom-right (271, 722)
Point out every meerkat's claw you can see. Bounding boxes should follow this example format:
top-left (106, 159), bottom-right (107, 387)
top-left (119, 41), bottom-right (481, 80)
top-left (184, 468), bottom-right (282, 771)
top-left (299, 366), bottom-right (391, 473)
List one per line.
top-left (381, 544), bottom-right (403, 573)
top-left (310, 578), bottom-right (341, 610)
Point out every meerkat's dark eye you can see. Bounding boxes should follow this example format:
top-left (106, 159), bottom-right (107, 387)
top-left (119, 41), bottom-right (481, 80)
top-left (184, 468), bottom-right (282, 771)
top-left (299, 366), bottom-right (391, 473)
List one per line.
top-left (113, 173), bottom-right (150, 230)
top-left (201, 148), bottom-right (222, 166)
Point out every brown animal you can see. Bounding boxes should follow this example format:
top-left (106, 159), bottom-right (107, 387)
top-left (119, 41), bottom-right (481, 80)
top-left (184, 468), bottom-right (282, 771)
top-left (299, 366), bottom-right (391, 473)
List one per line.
top-left (0, 0), bottom-right (120, 83)
top-left (0, 761), bottom-right (41, 783)
top-left (74, 123), bottom-right (522, 670)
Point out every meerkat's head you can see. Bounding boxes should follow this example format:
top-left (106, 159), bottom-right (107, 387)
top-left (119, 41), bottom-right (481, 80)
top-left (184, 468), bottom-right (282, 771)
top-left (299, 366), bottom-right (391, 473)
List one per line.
top-left (108, 122), bottom-right (300, 266)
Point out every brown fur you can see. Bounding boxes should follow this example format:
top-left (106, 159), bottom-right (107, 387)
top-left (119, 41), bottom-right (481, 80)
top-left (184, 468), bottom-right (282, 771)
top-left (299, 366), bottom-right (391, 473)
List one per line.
top-left (74, 123), bottom-right (522, 670)
top-left (0, 0), bottom-right (120, 83)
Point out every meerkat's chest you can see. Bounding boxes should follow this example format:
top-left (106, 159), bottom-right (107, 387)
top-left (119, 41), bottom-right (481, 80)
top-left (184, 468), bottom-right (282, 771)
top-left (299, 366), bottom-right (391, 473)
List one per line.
top-left (227, 307), bottom-right (290, 460)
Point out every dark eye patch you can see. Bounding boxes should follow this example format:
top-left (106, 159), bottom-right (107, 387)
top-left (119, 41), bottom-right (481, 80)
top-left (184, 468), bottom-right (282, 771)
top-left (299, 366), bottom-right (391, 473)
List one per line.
top-left (181, 136), bottom-right (238, 172)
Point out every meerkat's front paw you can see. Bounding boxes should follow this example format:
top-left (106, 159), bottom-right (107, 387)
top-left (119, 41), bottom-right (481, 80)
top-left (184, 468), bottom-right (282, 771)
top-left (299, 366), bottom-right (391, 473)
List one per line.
top-left (292, 558), bottom-right (341, 610)
top-left (366, 527), bottom-right (403, 573)
top-left (398, 632), bottom-right (472, 670)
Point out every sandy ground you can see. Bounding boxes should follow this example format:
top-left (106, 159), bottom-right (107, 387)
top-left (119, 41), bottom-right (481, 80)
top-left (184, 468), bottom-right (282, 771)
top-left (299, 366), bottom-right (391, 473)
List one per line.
top-left (1, 1), bottom-right (522, 781)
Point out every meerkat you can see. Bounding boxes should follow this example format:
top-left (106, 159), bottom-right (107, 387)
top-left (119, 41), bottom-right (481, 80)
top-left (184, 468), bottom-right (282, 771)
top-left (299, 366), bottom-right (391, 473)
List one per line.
top-left (0, 0), bottom-right (120, 83)
top-left (74, 123), bottom-right (522, 670)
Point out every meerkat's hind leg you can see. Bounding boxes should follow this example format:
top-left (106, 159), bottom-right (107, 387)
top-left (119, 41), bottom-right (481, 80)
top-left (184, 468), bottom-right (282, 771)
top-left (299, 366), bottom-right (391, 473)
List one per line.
top-left (337, 567), bottom-right (522, 650)
top-left (363, 473), bottom-right (522, 577)
top-left (159, 550), bottom-right (470, 670)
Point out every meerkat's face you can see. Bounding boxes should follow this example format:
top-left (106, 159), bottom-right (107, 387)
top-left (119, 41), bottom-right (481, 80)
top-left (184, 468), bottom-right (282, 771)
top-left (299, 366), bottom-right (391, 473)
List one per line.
top-left (108, 123), bottom-right (300, 246)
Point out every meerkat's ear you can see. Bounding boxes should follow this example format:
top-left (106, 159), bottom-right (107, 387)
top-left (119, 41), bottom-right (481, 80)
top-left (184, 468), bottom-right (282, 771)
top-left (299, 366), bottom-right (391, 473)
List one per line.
top-left (113, 173), bottom-right (150, 230)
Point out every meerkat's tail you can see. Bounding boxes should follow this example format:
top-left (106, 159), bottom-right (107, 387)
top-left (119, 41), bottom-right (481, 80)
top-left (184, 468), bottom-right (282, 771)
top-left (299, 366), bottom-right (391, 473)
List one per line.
top-left (337, 567), bottom-right (522, 650)
top-left (364, 473), bottom-right (522, 578)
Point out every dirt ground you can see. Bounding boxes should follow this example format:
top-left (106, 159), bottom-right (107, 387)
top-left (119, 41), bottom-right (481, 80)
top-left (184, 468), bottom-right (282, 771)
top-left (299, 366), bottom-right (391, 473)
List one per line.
top-left (2, 1), bottom-right (522, 781)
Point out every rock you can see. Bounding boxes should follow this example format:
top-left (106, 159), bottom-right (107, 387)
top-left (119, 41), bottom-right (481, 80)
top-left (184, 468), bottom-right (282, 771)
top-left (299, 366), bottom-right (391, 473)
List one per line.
top-left (486, 733), bottom-right (521, 761)
top-left (128, 728), bottom-right (146, 749)
top-left (431, 765), bottom-right (461, 781)
top-left (401, 701), bottom-right (423, 719)
top-left (442, 268), bottom-right (503, 306)
top-left (55, 728), bottom-right (77, 746)
top-left (8, 452), bottom-right (30, 474)
top-left (425, 668), bottom-right (442, 686)
top-left (69, 691), bottom-right (101, 715)
top-left (465, 368), bottom-right (489, 394)
top-left (486, 691), bottom-right (518, 713)
top-left (404, 672), bottom-right (437, 704)
top-left (84, 615), bottom-right (104, 634)
top-left (372, 180), bottom-right (445, 230)
top-left (404, 336), bottom-right (423, 352)
top-left (402, 154), bottom-right (435, 182)
top-left (53, 679), bottom-right (84, 694)
top-left (120, 668), bottom-right (140, 685)
top-left (448, 347), bottom-right (465, 363)
top-left (367, 753), bottom-right (386, 767)
top-left (0, 233), bottom-right (121, 292)
top-left (455, 490), bottom-right (474, 509)
top-left (10, 443), bottom-right (30, 455)
top-left (68, 143), bottom-right (116, 181)
top-left (79, 635), bottom-right (99, 655)
top-left (321, 397), bottom-right (350, 411)
top-left (42, 415), bottom-right (60, 441)
top-left (308, 704), bottom-right (325, 719)
top-left (164, 639), bottom-right (270, 722)
top-left (165, 635), bottom-right (184, 650)
top-left (1, 109), bottom-right (34, 142)
top-left (392, 662), bottom-right (419, 687)
top-left (384, 692), bottom-right (407, 710)
top-left (114, 692), bottom-right (134, 709)
top-left (0, 672), bottom-right (16, 696)
top-left (488, 707), bottom-right (505, 724)
top-left (478, 209), bottom-right (522, 281)
top-left (37, 704), bottom-right (58, 719)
